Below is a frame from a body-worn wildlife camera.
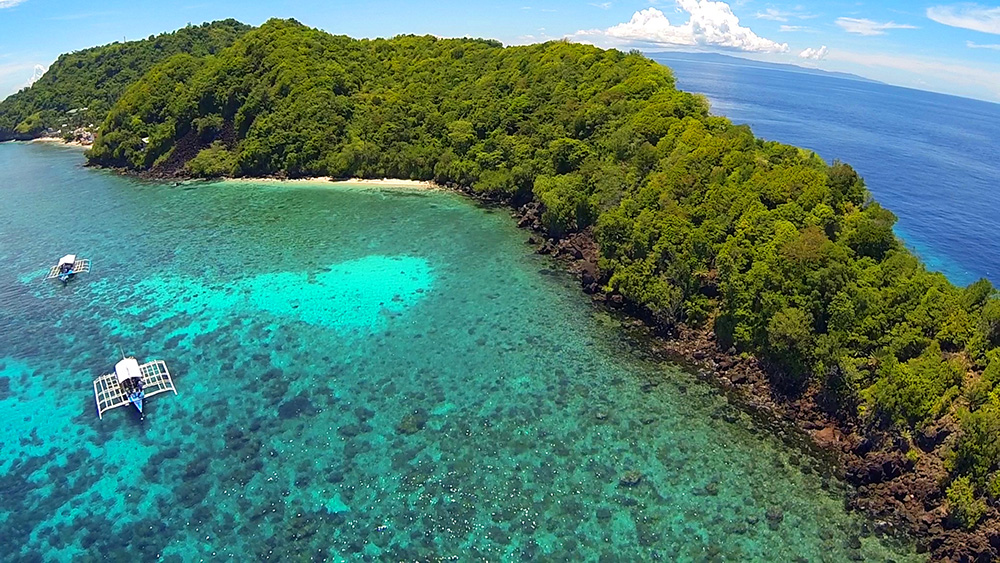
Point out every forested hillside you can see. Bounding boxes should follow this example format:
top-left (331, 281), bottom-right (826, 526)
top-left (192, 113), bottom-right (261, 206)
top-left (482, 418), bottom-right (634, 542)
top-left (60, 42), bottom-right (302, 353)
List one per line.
top-left (86, 18), bottom-right (1000, 551)
top-left (0, 19), bottom-right (250, 140)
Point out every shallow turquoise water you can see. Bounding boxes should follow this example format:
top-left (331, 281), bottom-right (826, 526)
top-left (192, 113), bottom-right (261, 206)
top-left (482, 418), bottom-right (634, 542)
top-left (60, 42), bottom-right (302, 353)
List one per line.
top-left (0, 143), bottom-right (921, 561)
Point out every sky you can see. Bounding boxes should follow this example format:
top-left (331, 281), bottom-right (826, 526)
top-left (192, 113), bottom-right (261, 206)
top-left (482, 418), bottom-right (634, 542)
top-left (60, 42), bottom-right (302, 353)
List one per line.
top-left (0, 0), bottom-right (998, 102)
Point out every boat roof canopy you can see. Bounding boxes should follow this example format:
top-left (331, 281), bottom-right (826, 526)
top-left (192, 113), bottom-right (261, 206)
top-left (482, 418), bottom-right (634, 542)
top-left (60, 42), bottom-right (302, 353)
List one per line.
top-left (115, 357), bottom-right (141, 383)
top-left (58, 254), bottom-right (76, 266)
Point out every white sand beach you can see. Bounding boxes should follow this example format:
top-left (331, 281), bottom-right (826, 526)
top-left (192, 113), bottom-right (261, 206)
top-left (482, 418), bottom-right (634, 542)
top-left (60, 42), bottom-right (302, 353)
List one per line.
top-left (224, 177), bottom-right (441, 190)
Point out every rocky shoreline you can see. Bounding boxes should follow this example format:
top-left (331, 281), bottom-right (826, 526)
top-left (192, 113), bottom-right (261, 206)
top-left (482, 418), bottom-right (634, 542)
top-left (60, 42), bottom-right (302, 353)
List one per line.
top-left (493, 195), bottom-right (1000, 562)
top-left (84, 166), bottom-right (996, 561)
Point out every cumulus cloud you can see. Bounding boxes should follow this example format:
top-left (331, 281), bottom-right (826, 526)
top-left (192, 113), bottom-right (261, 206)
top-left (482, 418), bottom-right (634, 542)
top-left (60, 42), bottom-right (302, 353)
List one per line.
top-left (26, 64), bottom-right (46, 87)
top-left (571, 1), bottom-right (789, 53)
top-left (0, 0), bottom-right (28, 7)
top-left (968, 40), bottom-right (1000, 49)
top-left (927, 4), bottom-right (1000, 34)
top-left (836, 17), bottom-right (918, 36)
top-left (799, 45), bottom-right (828, 60)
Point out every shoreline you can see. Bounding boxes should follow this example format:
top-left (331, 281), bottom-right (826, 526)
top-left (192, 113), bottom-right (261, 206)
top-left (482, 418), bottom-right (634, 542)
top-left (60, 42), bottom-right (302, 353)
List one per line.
top-left (23, 136), bottom-right (90, 149)
top-left (507, 199), bottom-right (986, 561)
top-left (218, 176), bottom-right (441, 190)
top-left (88, 161), bottom-right (981, 560)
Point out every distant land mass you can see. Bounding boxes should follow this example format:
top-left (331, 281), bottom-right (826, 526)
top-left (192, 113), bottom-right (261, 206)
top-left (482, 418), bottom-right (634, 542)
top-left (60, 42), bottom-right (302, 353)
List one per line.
top-left (645, 51), bottom-right (884, 85)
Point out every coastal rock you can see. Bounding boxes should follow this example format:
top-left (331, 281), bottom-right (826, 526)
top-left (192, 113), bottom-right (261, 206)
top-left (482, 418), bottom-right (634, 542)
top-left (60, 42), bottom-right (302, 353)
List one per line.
top-left (916, 420), bottom-right (954, 451)
top-left (703, 480), bottom-right (720, 496)
top-left (396, 409), bottom-right (429, 435)
top-left (183, 457), bottom-right (210, 480)
top-left (618, 470), bottom-right (643, 487)
top-left (765, 506), bottom-right (784, 530)
top-left (277, 394), bottom-right (317, 420)
top-left (847, 453), bottom-right (906, 486)
top-left (812, 426), bottom-right (845, 451)
top-left (634, 518), bottom-right (658, 547)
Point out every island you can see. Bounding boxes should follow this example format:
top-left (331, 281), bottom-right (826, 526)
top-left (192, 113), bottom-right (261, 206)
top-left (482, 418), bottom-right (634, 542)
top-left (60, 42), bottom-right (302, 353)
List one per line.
top-left (3, 17), bottom-right (998, 561)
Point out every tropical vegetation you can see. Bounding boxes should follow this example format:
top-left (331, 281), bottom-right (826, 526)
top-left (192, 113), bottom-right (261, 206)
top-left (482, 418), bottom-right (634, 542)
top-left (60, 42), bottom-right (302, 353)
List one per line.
top-left (0, 19), bottom-right (250, 140)
top-left (18, 17), bottom-right (1000, 528)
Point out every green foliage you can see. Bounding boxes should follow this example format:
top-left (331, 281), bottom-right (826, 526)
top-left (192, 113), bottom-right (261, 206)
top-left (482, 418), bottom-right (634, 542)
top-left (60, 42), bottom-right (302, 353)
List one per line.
top-left (766, 307), bottom-right (813, 380)
top-left (193, 114), bottom-right (225, 142)
top-left (78, 19), bottom-right (1000, 509)
top-left (185, 141), bottom-right (237, 177)
top-left (14, 112), bottom-right (46, 135)
top-left (863, 343), bottom-right (962, 427)
top-left (947, 476), bottom-right (987, 530)
top-left (949, 400), bottom-right (1000, 486)
top-left (0, 20), bottom-right (250, 140)
top-left (90, 19), bottom-right (703, 191)
top-left (533, 174), bottom-right (591, 236)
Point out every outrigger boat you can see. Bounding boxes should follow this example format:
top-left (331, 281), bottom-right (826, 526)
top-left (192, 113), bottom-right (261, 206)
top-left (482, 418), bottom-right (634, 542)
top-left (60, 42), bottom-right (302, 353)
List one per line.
top-left (93, 351), bottom-right (176, 419)
top-left (45, 254), bottom-right (91, 283)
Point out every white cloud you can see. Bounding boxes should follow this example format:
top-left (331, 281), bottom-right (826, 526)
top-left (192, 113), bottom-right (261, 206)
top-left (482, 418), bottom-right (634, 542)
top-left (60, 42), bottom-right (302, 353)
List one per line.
top-left (836, 17), bottom-right (918, 36)
top-left (571, 1), bottom-right (789, 53)
top-left (756, 8), bottom-right (790, 21)
top-left (590, 2), bottom-right (613, 9)
top-left (755, 7), bottom-right (816, 22)
top-left (827, 49), bottom-right (1000, 101)
top-left (0, 61), bottom-right (40, 100)
top-left (26, 64), bottom-right (46, 87)
top-left (927, 4), bottom-right (1000, 35)
top-left (0, 0), bottom-right (27, 8)
top-left (968, 40), bottom-right (1000, 49)
top-left (779, 25), bottom-right (809, 32)
top-left (799, 45), bottom-right (828, 59)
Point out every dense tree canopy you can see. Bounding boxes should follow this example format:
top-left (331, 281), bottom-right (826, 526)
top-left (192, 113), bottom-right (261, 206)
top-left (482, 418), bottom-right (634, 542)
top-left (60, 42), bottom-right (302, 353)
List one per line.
top-left (0, 19), bottom-right (250, 140)
top-left (84, 18), bottom-right (1000, 523)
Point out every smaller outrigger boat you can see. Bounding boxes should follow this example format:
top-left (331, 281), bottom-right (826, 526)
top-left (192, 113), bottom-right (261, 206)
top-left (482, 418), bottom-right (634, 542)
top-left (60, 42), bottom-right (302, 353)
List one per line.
top-left (45, 254), bottom-right (91, 283)
top-left (93, 351), bottom-right (177, 419)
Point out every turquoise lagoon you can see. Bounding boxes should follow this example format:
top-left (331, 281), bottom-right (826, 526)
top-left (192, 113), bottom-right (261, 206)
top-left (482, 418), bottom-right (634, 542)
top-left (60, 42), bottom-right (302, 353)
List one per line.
top-left (0, 143), bottom-right (920, 561)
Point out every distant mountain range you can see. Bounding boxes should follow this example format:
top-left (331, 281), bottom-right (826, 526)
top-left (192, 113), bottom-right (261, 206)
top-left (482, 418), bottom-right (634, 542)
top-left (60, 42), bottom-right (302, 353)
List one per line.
top-left (645, 51), bottom-right (884, 85)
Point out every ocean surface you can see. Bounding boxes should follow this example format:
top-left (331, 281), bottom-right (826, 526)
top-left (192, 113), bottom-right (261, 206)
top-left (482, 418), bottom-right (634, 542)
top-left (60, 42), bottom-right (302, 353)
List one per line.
top-left (0, 143), bottom-right (921, 561)
top-left (656, 53), bottom-right (1000, 288)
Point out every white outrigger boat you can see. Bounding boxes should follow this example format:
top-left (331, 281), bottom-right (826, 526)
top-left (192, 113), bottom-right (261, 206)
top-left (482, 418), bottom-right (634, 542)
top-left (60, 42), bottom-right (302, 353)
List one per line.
top-left (45, 254), bottom-right (91, 283)
top-left (93, 352), bottom-right (177, 419)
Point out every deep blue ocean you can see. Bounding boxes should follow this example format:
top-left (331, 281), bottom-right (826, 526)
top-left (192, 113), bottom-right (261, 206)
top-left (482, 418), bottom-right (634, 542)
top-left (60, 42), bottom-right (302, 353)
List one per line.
top-left (656, 54), bottom-right (1000, 288)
